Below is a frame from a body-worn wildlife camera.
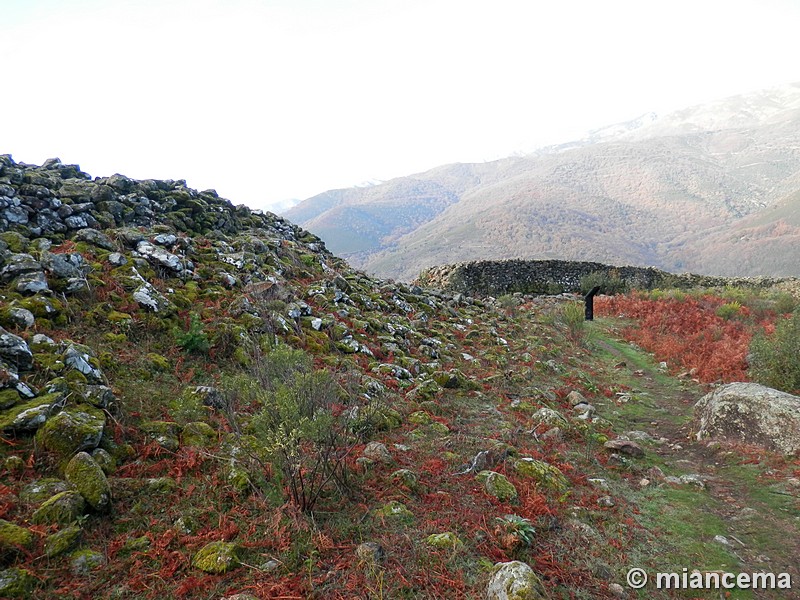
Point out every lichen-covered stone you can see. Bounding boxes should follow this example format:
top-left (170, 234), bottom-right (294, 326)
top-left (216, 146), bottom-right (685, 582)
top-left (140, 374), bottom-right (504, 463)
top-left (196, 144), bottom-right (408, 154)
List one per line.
top-left (44, 525), bottom-right (82, 558)
top-left (34, 406), bottom-right (105, 462)
top-left (192, 541), bottom-right (240, 573)
top-left (513, 458), bottom-right (569, 493)
top-left (32, 491), bottom-right (86, 525)
top-left (694, 382), bottom-right (800, 455)
top-left (0, 327), bottom-right (33, 371)
top-left (426, 532), bottom-right (463, 549)
top-left (476, 471), bottom-right (518, 503)
top-left (486, 561), bottom-right (550, 600)
top-left (64, 452), bottom-right (111, 512)
top-left (0, 567), bottom-right (37, 599)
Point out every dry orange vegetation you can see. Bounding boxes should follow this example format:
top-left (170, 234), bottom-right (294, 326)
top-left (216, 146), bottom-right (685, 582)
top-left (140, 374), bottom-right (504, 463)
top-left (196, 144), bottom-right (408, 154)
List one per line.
top-left (595, 292), bottom-right (778, 383)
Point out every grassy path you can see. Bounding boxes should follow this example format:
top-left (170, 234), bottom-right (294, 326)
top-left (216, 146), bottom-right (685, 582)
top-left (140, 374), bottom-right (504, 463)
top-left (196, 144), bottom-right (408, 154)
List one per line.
top-left (589, 319), bottom-right (800, 599)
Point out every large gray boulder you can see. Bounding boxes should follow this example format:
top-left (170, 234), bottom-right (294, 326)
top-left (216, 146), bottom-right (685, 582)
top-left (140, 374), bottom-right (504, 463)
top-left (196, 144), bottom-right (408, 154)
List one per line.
top-left (694, 383), bottom-right (800, 455)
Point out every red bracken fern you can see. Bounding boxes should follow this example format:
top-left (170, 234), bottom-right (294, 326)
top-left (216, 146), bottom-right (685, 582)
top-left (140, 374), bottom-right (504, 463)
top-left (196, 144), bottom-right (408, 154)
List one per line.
top-left (595, 292), bottom-right (774, 384)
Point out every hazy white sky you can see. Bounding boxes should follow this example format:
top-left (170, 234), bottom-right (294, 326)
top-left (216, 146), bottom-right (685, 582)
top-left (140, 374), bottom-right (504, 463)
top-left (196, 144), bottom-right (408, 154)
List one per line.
top-left (2, 0), bottom-right (799, 211)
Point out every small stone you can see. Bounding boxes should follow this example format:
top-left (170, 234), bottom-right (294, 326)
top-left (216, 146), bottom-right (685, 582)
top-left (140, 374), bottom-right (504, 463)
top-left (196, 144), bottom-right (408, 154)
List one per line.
top-left (20, 478), bottom-right (69, 504)
top-left (362, 441), bottom-right (394, 464)
top-left (0, 394), bottom-right (60, 432)
top-left (566, 390), bottom-right (587, 407)
top-left (390, 468), bottom-right (420, 491)
top-left (487, 561), bottom-right (549, 600)
top-left (355, 541), bottom-right (385, 565)
top-left (608, 582), bottom-right (626, 597)
top-left (597, 496), bottom-right (615, 507)
top-left (69, 549), bottom-right (105, 576)
top-left (107, 252), bottom-right (127, 266)
top-left (34, 406), bottom-right (106, 463)
top-left (0, 327), bottom-right (33, 371)
top-left (714, 535), bottom-right (731, 546)
top-left (603, 439), bottom-right (645, 458)
top-left (4, 308), bottom-right (34, 329)
top-left (181, 422), bottom-right (217, 447)
top-left (531, 408), bottom-right (567, 426)
top-left (14, 271), bottom-right (50, 295)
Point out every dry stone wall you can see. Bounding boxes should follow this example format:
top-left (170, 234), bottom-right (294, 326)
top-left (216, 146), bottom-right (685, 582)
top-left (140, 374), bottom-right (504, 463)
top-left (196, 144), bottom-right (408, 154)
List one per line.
top-left (416, 259), bottom-right (794, 296)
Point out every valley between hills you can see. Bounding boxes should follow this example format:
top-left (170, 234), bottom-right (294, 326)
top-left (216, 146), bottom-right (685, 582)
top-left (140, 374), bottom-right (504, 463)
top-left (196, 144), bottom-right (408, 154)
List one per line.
top-left (286, 82), bottom-right (800, 282)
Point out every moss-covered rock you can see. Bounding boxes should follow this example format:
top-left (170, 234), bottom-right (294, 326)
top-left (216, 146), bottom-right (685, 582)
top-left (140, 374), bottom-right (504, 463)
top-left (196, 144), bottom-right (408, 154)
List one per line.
top-left (0, 567), bottom-right (37, 599)
top-left (44, 525), bottom-right (82, 558)
top-left (19, 478), bottom-right (70, 504)
top-left (181, 421), bottom-right (217, 447)
top-left (426, 532), bottom-right (464, 549)
top-left (0, 389), bottom-right (20, 410)
top-left (374, 500), bottom-right (414, 523)
top-left (432, 369), bottom-right (480, 390)
top-left (64, 452), bottom-right (111, 512)
top-left (512, 458), bottom-right (569, 494)
top-left (119, 535), bottom-right (151, 556)
top-left (141, 421), bottom-right (181, 451)
top-left (31, 491), bottom-right (86, 525)
top-left (390, 468), bottom-right (420, 492)
top-left (0, 394), bottom-right (61, 432)
top-left (2, 456), bottom-right (24, 477)
top-left (69, 548), bottom-right (105, 576)
top-left (487, 561), bottom-right (550, 600)
top-left (476, 471), bottom-right (518, 503)
top-left (192, 541), bottom-right (240, 574)
top-left (34, 406), bottom-right (105, 463)
top-left (90, 448), bottom-right (116, 474)
top-left (407, 410), bottom-right (433, 425)
top-left (0, 520), bottom-right (34, 563)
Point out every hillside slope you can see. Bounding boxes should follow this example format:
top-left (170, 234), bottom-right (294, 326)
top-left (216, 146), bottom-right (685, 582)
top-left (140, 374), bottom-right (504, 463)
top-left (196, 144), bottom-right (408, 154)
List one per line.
top-left (0, 155), bottom-right (797, 599)
top-left (286, 83), bottom-right (800, 281)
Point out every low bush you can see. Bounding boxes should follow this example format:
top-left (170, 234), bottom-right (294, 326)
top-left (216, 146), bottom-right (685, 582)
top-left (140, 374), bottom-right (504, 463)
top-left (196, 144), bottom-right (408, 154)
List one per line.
top-left (749, 308), bottom-right (800, 394)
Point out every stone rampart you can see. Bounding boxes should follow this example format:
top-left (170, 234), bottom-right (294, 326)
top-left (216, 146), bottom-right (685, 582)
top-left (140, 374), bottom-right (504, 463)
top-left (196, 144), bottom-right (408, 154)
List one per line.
top-left (416, 259), bottom-right (793, 296)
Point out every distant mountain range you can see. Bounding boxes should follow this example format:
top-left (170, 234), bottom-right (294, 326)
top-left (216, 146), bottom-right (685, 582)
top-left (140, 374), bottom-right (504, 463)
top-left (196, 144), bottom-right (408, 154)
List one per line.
top-left (285, 83), bottom-right (800, 281)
